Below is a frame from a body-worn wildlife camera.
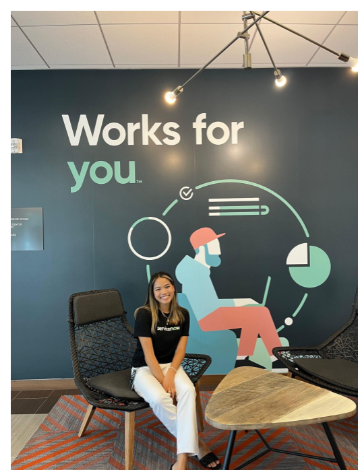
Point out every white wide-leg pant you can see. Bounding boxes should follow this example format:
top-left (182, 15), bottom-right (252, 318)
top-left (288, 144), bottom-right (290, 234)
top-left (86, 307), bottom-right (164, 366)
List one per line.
top-left (133, 363), bottom-right (199, 456)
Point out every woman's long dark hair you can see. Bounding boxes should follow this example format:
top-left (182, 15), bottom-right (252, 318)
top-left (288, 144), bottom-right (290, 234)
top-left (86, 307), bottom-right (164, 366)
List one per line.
top-left (135, 272), bottom-right (185, 334)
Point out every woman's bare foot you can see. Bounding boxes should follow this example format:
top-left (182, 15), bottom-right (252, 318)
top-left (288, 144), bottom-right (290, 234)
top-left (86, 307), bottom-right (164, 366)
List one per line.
top-left (198, 439), bottom-right (220, 468)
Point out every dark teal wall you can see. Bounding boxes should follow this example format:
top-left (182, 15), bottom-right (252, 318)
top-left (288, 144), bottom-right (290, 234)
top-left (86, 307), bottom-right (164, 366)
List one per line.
top-left (11, 68), bottom-right (357, 379)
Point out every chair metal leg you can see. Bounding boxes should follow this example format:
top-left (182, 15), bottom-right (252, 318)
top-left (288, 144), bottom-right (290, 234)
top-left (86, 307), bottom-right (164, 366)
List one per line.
top-left (195, 381), bottom-right (204, 432)
top-left (125, 411), bottom-right (135, 470)
top-left (323, 422), bottom-right (347, 470)
top-left (78, 404), bottom-right (96, 437)
top-left (222, 430), bottom-right (237, 470)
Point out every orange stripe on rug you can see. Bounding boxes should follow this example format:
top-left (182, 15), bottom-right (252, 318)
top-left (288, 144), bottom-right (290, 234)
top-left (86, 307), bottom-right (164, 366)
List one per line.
top-left (329, 423), bottom-right (358, 436)
top-left (293, 434), bottom-right (357, 462)
top-left (230, 429), bottom-right (284, 469)
top-left (137, 428), bottom-right (176, 454)
top-left (134, 432), bottom-right (175, 463)
top-left (14, 431), bottom-right (116, 470)
top-left (57, 401), bottom-right (99, 431)
top-left (113, 443), bottom-right (163, 470)
top-left (252, 434), bottom-right (293, 470)
top-left (291, 430), bottom-right (358, 457)
top-left (32, 433), bottom-right (117, 470)
top-left (17, 431), bottom-right (75, 455)
top-left (214, 429), bottom-right (258, 455)
top-left (39, 423), bottom-right (52, 432)
top-left (62, 396), bottom-right (115, 429)
top-left (135, 414), bottom-right (158, 428)
top-left (68, 395), bottom-right (122, 425)
top-left (296, 445), bottom-right (357, 467)
top-left (54, 443), bottom-right (113, 470)
top-left (303, 456), bottom-right (357, 470)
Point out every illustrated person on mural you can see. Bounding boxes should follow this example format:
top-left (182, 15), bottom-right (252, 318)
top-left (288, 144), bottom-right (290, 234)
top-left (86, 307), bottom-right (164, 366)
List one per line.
top-left (130, 272), bottom-right (221, 470)
top-left (176, 227), bottom-right (283, 369)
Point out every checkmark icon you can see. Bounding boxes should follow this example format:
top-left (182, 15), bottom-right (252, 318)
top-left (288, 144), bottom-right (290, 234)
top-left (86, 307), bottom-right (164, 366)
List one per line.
top-left (180, 186), bottom-right (194, 200)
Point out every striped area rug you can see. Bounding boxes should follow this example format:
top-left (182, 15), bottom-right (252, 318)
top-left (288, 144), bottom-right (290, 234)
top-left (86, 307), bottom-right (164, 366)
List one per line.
top-left (12, 393), bottom-right (357, 469)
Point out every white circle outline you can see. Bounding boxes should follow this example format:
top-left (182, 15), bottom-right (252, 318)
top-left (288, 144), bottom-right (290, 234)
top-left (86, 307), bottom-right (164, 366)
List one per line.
top-left (128, 217), bottom-right (172, 260)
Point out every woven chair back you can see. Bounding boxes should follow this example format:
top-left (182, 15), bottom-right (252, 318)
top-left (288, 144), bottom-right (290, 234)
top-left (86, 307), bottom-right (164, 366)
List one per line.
top-left (322, 289), bottom-right (358, 363)
top-left (69, 289), bottom-right (137, 381)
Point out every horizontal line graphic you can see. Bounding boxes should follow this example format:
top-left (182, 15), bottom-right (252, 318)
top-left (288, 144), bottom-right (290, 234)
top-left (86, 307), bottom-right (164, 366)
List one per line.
top-left (209, 211), bottom-right (260, 216)
top-left (209, 205), bottom-right (260, 210)
top-left (209, 205), bottom-right (269, 216)
top-left (209, 197), bottom-right (260, 202)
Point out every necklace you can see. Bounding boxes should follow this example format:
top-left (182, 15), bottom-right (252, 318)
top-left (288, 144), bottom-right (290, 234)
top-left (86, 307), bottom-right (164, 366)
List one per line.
top-left (159, 309), bottom-right (170, 325)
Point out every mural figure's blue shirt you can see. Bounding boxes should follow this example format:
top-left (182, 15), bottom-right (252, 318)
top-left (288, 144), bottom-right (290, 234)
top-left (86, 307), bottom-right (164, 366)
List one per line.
top-left (175, 255), bottom-right (235, 321)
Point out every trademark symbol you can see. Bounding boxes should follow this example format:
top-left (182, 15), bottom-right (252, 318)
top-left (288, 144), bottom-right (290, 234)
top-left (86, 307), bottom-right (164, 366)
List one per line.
top-left (137, 180), bottom-right (142, 183)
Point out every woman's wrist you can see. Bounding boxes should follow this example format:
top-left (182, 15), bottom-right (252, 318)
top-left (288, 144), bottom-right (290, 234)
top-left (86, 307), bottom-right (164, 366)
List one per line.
top-left (168, 366), bottom-right (177, 374)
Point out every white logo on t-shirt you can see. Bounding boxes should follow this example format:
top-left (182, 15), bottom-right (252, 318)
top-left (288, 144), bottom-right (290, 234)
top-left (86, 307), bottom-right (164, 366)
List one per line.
top-left (157, 326), bottom-right (180, 331)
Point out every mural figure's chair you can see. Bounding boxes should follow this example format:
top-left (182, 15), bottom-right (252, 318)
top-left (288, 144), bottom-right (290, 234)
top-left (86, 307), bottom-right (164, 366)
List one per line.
top-left (178, 293), bottom-right (238, 374)
top-left (68, 288), bottom-right (211, 469)
top-left (273, 289), bottom-right (358, 397)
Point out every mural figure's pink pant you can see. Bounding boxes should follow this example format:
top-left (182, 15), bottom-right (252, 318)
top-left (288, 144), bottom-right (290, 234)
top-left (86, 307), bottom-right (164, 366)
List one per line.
top-left (198, 306), bottom-right (282, 357)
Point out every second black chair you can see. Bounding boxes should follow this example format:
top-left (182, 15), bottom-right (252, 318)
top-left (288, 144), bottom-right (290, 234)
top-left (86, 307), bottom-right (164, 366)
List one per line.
top-left (273, 289), bottom-right (358, 397)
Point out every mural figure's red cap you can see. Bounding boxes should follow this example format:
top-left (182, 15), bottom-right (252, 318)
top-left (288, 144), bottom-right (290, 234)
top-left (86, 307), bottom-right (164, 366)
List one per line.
top-left (190, 227), bottom-right (226, 250)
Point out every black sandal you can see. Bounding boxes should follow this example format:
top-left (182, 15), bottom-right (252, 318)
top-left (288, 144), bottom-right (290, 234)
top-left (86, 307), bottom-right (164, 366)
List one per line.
top-left (197, 452), bottom-right (221, 469)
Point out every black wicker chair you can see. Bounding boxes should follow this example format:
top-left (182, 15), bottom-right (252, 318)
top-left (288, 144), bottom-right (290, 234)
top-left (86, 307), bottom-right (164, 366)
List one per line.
top-left (68, 288), bottom-right (211, 469)
top-left (273, 289), bottom-right (358, 397)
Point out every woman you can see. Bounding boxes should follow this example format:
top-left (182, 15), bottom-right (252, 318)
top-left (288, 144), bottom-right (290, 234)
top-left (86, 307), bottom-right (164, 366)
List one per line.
top-left (131, 272), bottom-right (221, 470)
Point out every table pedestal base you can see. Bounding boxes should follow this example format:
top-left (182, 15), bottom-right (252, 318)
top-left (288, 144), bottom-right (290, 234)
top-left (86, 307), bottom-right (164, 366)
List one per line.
top-left (223, 423), bottom-right (347, 470)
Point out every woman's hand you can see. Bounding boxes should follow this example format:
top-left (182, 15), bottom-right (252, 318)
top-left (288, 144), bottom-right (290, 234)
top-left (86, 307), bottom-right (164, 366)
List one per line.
top-left (163, 368), bottom-right (176, 403)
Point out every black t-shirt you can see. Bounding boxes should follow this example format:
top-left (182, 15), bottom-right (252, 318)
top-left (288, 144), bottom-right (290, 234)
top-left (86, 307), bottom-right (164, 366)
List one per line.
top-left (131, 307), bottom-right (190, 367)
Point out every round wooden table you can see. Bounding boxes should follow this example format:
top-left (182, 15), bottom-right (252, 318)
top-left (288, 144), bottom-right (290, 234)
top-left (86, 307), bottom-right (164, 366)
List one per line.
top-left (205, 367), bottom-right (356, 470)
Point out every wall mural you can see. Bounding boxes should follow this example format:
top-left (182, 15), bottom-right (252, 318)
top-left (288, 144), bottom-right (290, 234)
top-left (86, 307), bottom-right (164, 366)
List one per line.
top-left (11, 69), bottom-right (356, 380)
top-left (128, 180), bottom-right (331, 374)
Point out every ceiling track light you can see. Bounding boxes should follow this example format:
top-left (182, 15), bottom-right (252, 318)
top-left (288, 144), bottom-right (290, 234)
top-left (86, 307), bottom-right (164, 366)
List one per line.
top-left (165, 10), bottom-right (357, 103)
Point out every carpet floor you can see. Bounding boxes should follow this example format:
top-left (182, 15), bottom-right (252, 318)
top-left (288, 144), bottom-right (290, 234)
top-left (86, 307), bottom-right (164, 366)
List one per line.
top-left (11, 393), bottom-right (357, 470)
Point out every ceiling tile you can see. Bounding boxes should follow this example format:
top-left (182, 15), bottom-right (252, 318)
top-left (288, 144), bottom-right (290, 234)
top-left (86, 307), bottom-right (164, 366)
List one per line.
top-left (180, 24), bottom-right (245, 65)
top-left (339, 11), bottom-right (358, 25)
top-left (102, 24), bottom-right (178, 64)
top-left (115, 64), bottom-right (179, 69)
top-left (306, 62), bottom-right (348, 67)
top-left (97, 11), bottom-right (178, 24)
top-left (181, 11), bottom-right (244, 23)
top-left (22, 25), bottom-right (112, 65)
top-left (11, 18), bottom-right (17, 26)
top-left (49, 64), bottom-right (115, 69)
top-left (251, 63), bottom-right (307, 68)
top-left (11, 28), bottom-right (45, 66)
top-left (250, 24), bottom-right (333, 64)
top-left (310, 25), bottom-right (358, 64)
top-left (261, 11), bottom-right (345, 24)
top-left (11, 11), bottom-right (97, 26)
top-left (180, 63), bottom-right (243, 68)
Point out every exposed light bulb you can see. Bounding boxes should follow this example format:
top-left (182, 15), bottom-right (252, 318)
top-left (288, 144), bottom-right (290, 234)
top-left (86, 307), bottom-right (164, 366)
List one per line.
top-left (274, 69), bottom-right (287, 87)
top-left (165, 91), bottom-right (176, 104)
top-left (164, 86), bottom-right (183, 104)
top-left (348, 57), bottom-right (358, 72)
top-left (275, 75), bottom-right (287, 87)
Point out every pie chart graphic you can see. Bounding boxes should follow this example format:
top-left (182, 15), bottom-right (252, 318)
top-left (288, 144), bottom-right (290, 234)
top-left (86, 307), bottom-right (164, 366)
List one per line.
top-left (287, 244), bottom-right (331, 288)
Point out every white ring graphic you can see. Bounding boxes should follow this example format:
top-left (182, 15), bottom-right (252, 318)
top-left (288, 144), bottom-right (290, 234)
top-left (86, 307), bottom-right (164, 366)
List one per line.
top-left (128, 217), bottom-right (172, 260)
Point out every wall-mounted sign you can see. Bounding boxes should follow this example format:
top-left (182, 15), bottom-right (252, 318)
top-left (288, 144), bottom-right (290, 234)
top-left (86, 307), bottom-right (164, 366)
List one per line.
top-left (11, 208), bottom-right (43, 251)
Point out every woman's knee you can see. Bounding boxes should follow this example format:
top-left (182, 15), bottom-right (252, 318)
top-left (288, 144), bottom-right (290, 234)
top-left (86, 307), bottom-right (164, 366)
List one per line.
top-left (177, 381), bottom-right (196, 400)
